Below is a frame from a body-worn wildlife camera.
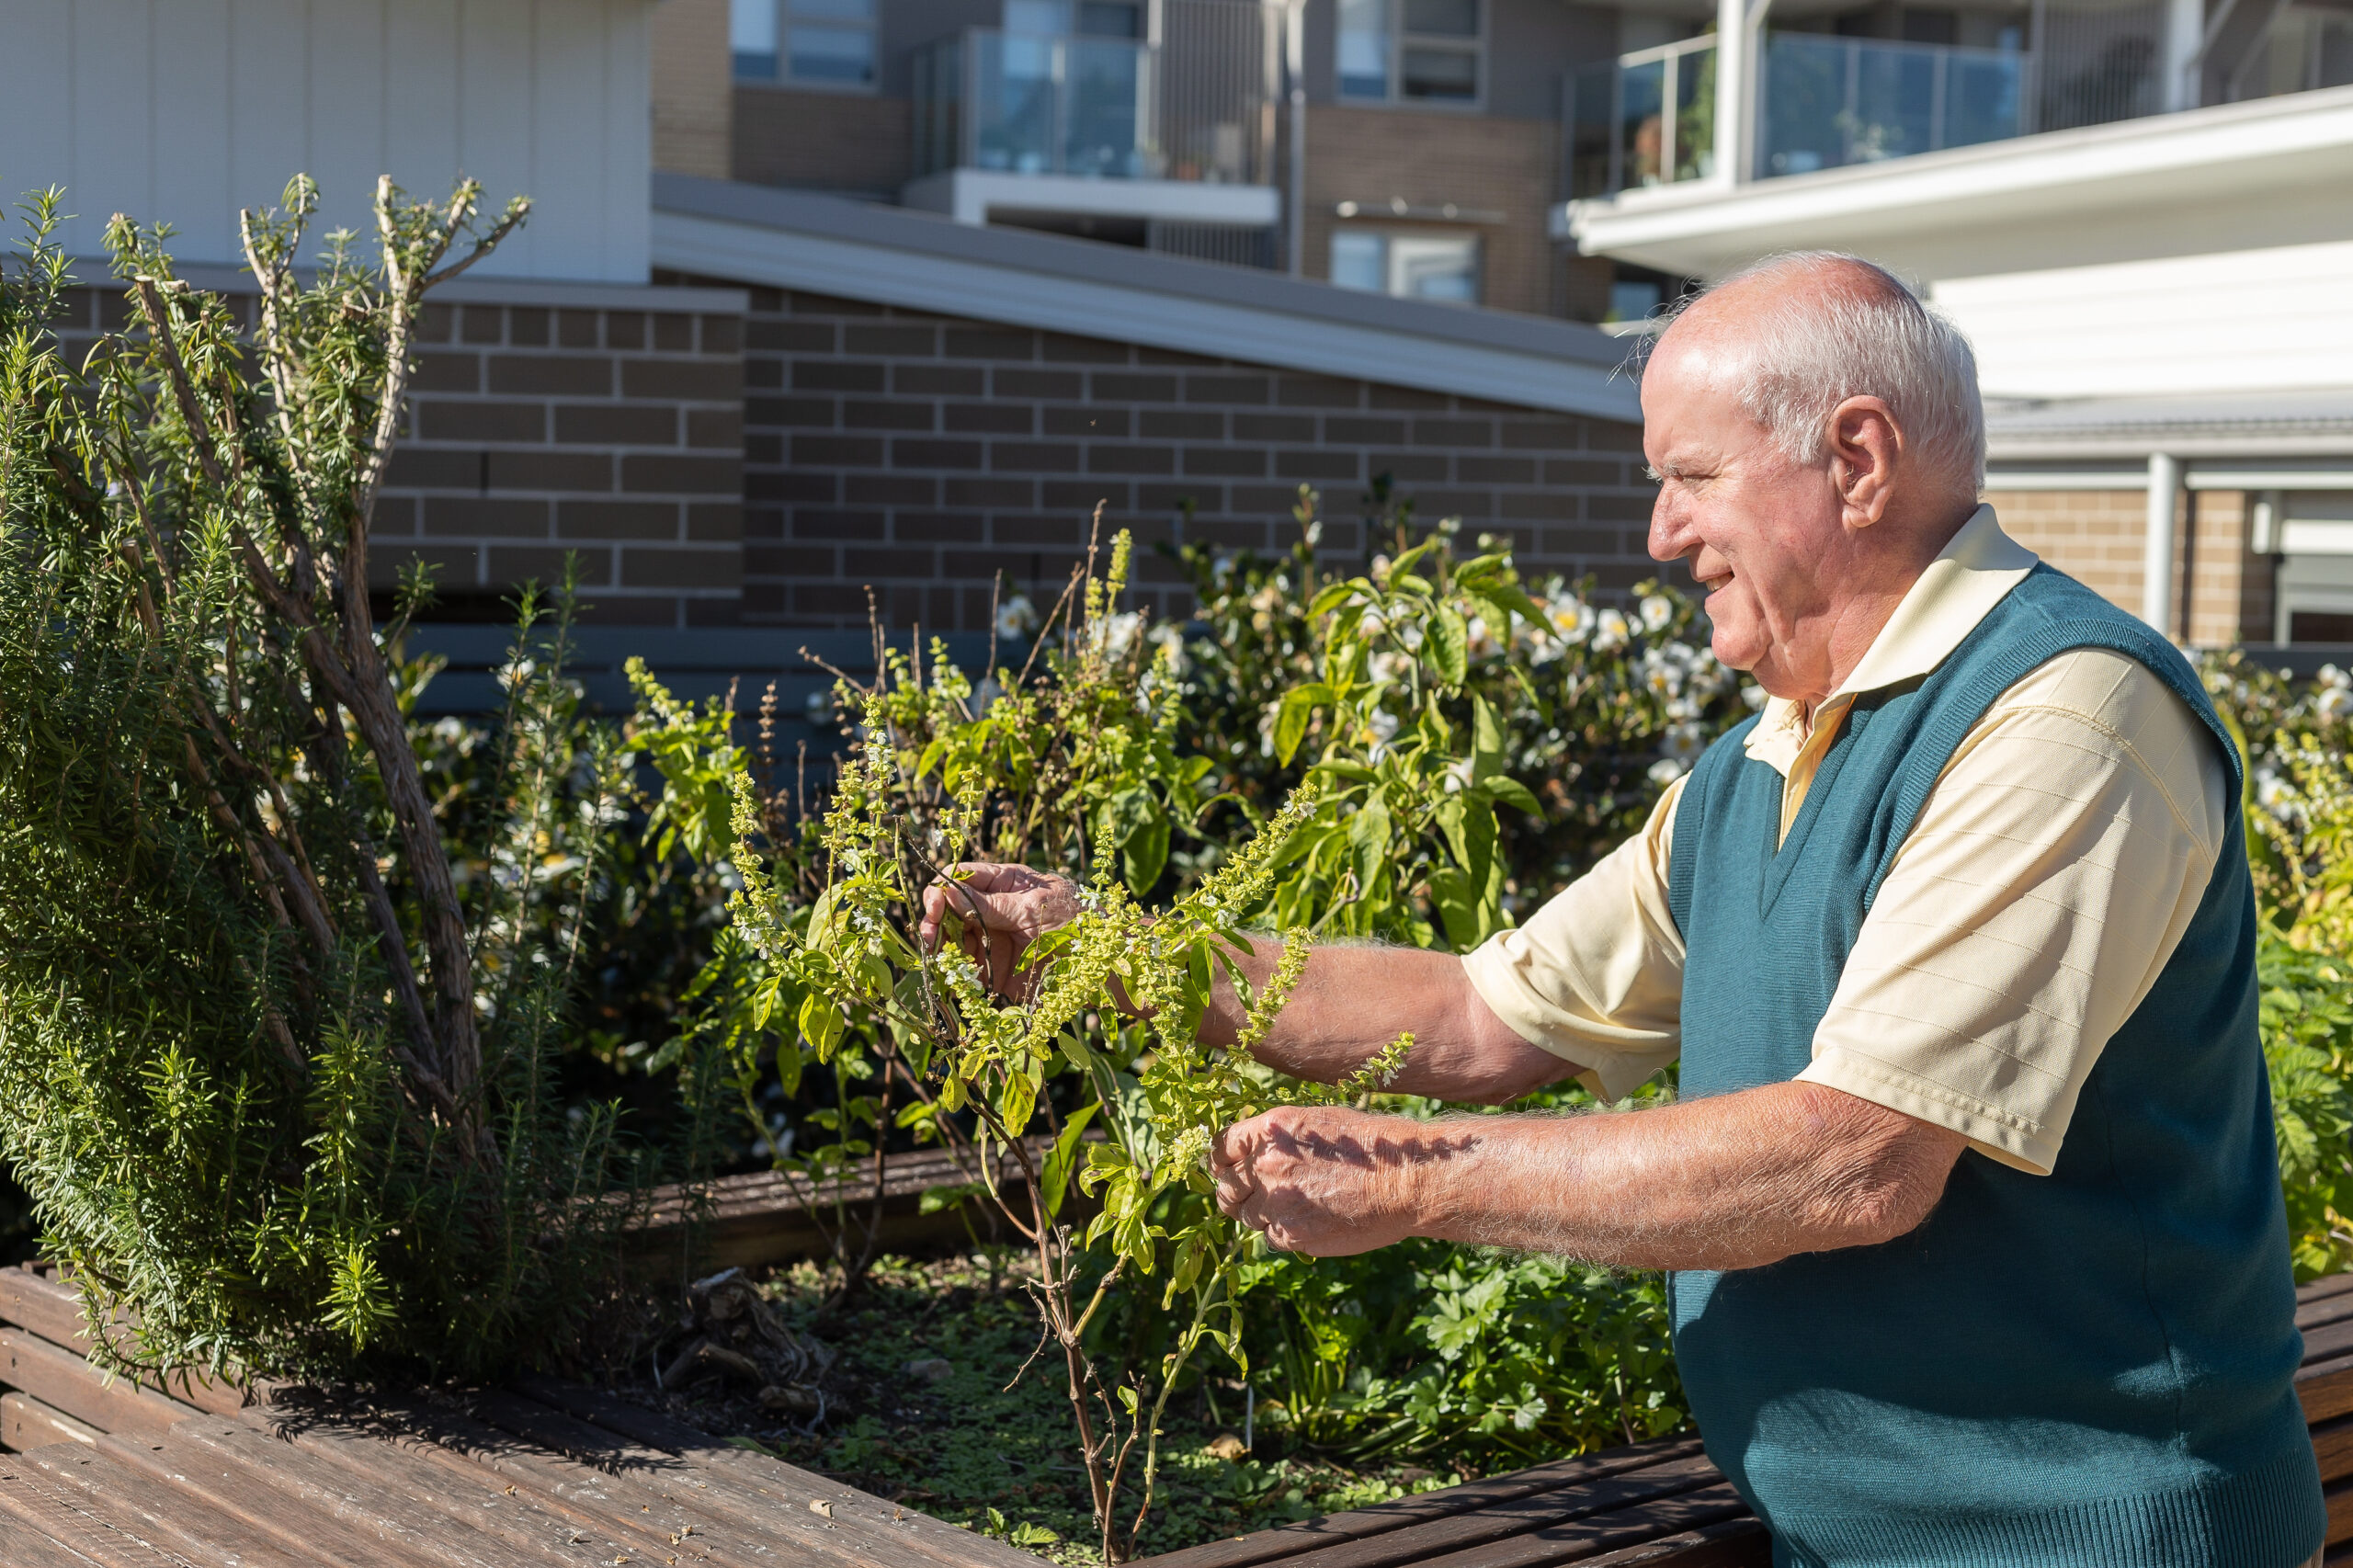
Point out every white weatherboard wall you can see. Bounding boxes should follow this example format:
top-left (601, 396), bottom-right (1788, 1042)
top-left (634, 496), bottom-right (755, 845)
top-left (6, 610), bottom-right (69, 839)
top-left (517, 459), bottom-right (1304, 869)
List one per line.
top-left (0, 0), bottom-right (654, 283)
top-left (1932, 240), bottom-right (2353, 401)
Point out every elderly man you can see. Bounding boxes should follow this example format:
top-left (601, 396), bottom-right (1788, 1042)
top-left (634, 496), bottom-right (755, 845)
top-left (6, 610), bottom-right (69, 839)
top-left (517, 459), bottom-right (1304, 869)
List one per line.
top-left (925, 253), bottom-right (2326, 1565)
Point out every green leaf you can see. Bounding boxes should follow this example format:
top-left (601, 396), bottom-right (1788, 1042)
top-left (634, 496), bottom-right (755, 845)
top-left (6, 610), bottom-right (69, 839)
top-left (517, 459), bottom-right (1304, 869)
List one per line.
top-left (1306, 581), bottom-right (1361, 618)
top-left (797, 992), bottom-right (845, 1057)
top-left (1042, 1101), bottom-right (1100, 1218)
top-left (1348, 797), bottom-right (1392, 901)
top-left (919, 1179), bottom-right (987, 1215)
top-left (1471, 693), bottom-right (1506, 779)
top-left (1122, 812), bottom-right (1171, 895)
top-left (1484, 775), bottom-right (1543, 815)
top-left (1274, 683), bottom-right (1332, 766)
top-left (1428, 605), bottom-right (1469, 687)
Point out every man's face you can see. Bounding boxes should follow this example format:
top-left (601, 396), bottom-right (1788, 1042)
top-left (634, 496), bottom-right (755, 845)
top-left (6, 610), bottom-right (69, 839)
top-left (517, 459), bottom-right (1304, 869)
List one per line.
top-left (1641, 327), bottom-right (1846, 701)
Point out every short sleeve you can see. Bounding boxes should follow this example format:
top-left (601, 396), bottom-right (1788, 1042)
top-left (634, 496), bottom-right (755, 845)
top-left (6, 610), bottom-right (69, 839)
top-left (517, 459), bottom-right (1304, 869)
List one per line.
top-left (1795, 649), bottom-right (2229, 1174)
top-left (1461, 775), bottom-right (1688, 1100)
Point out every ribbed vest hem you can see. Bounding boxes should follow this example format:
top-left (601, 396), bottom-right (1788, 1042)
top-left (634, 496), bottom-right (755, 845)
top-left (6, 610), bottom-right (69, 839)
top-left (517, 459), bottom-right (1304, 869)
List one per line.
top-left (1767, 1440), bottom-right (2327, 1568)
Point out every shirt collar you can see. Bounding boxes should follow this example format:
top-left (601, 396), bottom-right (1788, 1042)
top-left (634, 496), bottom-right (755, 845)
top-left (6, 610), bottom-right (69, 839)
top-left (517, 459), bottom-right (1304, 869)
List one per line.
top-left (1744, 505), bottom-right (2039, 776)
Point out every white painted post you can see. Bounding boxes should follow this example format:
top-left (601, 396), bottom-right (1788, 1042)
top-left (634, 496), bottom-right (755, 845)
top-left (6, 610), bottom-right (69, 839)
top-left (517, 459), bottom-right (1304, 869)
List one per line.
top-left (2164, 0), bottom-right (2204, 108)
top-left (1714, 0), bottom-right (1749, 184)
top-left (2143, 452), bottom-right (2180, 635)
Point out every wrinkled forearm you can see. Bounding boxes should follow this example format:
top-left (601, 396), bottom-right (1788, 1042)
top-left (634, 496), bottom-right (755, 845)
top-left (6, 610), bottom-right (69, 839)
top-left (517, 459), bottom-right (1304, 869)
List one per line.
top-left (1396, 1080), bottom-right (1966, 1270)
top-left (1199, 937), bottom-right (1577, 1104)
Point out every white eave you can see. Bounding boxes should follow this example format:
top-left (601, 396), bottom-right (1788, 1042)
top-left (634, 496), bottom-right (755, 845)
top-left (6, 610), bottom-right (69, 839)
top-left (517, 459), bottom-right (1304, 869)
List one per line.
top-left (652, 175), bottom-right (1642, 422)
top-left (1559, 83), bottom-right (2353, 280)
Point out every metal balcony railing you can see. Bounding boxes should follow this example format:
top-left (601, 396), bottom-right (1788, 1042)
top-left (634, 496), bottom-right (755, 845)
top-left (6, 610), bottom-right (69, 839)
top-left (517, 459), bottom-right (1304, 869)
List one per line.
top-left (1569, 37), bottom-right (1718, 199)
top-left (912, 0), bottom-right (1269, 184)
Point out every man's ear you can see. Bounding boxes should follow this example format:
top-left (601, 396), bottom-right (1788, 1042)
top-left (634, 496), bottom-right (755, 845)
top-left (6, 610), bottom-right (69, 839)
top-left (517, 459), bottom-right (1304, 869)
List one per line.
top-left (1827, 396), bottom-right (1902, 528)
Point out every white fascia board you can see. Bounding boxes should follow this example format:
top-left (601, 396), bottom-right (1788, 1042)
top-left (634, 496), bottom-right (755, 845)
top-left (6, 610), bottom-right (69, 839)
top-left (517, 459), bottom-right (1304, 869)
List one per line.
top-left (902, 170), bottom-right (1281, 227)
top-left (653, 210), bottom-right (1642, 421)
top-left (1988, 467), bottom-right (2353, 490)
top-left (1561, 84), bottom-right (2353, 278)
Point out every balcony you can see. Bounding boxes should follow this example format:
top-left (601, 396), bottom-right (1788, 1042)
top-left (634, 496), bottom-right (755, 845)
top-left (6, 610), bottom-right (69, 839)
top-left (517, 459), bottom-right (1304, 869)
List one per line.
top-left (1571, 33), bottom-right (2028, 199)
top-left (904, 0), bottom-right (1279, 248)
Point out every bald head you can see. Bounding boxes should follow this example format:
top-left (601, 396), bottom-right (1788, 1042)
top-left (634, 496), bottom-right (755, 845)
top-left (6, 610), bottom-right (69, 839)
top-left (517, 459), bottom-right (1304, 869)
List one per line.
top-left (1650, 253), bottom-right (1985, 513)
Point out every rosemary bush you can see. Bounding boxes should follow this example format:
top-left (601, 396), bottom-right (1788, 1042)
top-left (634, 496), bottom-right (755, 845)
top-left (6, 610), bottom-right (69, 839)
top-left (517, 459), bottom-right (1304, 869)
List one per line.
top-left (0, 181), bottom-right (648, 1380)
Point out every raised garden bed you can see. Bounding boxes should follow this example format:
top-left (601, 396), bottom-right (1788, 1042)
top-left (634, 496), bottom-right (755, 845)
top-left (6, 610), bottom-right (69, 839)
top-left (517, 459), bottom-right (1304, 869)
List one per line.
top-left (1, 1261), bottom-right (2347, 1566)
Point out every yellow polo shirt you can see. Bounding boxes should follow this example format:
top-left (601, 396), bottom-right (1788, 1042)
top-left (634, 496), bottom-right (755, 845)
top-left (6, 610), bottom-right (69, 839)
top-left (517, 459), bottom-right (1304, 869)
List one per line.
top-left (1461, 506), bottom-right (2229, 1175)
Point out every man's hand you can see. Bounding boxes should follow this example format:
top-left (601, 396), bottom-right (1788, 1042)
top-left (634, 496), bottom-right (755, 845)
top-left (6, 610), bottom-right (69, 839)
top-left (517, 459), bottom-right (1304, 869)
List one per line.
top-left (1211, 1106), bottom-right (1458, 1256)
top-left (917, 863), bottom-right (1083, 1000)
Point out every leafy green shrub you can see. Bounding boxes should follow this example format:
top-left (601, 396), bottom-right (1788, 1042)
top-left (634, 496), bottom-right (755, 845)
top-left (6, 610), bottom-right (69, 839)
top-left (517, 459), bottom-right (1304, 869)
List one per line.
top-left (628, 512), bottom-right (1743, 1549)
top-left (0, 181), bottom-right (653, 1380)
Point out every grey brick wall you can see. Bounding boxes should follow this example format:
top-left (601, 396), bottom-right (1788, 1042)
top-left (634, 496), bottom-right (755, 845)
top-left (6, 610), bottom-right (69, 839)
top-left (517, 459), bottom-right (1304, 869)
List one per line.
top-left (51, 278), bottom-right (748, 631)
top-left (733, 288), bottom-right (1660, 631)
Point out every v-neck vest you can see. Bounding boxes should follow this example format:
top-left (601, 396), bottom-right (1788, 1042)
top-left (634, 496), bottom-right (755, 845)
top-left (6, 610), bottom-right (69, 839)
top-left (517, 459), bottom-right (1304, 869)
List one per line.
top-left (1664, 564), bottom-right (2323, 1567)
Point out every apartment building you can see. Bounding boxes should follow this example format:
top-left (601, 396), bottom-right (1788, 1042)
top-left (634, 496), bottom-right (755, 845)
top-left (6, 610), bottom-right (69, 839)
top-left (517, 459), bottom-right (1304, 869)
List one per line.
top-left (1558, 0), bottom-right (2353, 647)
top-left (654, 0), bottom-right (1622, 317)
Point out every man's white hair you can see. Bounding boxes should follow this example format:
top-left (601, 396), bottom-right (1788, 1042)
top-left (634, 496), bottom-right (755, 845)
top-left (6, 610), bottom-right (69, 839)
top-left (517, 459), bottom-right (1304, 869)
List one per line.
top-left (1666, 252), bottom-right (1986, 503)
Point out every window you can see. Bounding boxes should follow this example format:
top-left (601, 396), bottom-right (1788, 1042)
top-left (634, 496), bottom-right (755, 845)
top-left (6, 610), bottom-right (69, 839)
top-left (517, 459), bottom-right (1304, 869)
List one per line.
top-left (1337, 0), bottom-right (1482, 103)
top-left (1005, 0), bottom-right (1143, 35)
top-left (1329, 231), bottom-right (1480, 303)
top-left (732, 0), bottom-right (877, 88)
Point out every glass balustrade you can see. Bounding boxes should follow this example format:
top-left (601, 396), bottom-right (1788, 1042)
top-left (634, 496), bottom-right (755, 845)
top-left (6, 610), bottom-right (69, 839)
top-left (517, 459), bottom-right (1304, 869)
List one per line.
top-left (1569, 38), bottom-right (1716, 198)
top-left (914, 6), bottom-right (1269, 185)
top-left (1760, 34), bottom-right (2029, 176)
top-left (1571, 32), bottom-right (2029, 198)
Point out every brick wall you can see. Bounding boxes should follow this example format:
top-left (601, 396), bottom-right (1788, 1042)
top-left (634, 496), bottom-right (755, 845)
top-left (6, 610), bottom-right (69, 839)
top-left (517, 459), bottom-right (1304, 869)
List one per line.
top-left (387, 290), bottom-right (749, 626)
top-left (654, 0), bottom-right (733, 179)
top-left (734, 87), bottom-right (915, 197)
top-left (1302, 106), bottom-right (1561, 318)
top-left (47, 278), bottom-right (750, 631)
top-left (1995, 488), bottom-right (2264, 647)
top-left (731, 286), bottom-right (1659, 630)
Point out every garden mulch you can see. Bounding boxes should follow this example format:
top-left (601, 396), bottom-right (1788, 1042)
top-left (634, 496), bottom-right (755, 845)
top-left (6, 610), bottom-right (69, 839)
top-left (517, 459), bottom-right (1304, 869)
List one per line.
top-left (0, 1260), bottom-right (2347, 1566)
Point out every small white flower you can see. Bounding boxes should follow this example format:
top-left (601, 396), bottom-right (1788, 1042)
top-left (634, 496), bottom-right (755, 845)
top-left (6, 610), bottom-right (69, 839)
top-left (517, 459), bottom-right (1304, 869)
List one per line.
top-left (1647, 756), bottom-right (1688, 785)
top-left (1443, 757), bottom-right (1476, 793)
top-left (1742, 684), bottom-right (1768, 711)
top-left (1640, 595), bottom-right (1674, 631)
top-left (1303, 519), bottom-right (1324, 549)
top-left (995, 594), bottom-right (1039, 641)
top-left (1593, 609), bottom-right (1631, 653)
top-left (1364, 709), bottom-right (1402, 760)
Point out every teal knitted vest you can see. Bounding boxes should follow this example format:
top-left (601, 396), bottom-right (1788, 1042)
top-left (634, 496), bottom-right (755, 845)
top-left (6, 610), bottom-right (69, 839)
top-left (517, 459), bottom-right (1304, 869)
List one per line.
top-left (1664, 565), bottom-right (2325, 1568)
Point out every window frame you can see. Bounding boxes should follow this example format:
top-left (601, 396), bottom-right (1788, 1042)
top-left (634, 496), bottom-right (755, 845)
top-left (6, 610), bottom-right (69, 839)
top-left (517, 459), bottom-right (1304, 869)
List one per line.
top-left (1326, 226), bottom-right (1483, 304)
top-left (732, 0), bottom-right (881, 95)
top-left (1334, 0), bottom-right (1487, 109)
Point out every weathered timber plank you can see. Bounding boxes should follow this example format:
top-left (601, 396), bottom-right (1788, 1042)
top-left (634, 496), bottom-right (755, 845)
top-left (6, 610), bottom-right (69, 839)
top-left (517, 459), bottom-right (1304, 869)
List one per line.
top-left (164, 1414), bottom-right (561, 1568)
top-left (1392, 1484), bottom-right (1756, 1568)
top-left (17, 1441), bottom-right (319, 1568)
top-left (511, 1373), bottom-right (1056, 1568)
top-left (327, 1395), bottom-right (753, 1563)
top-left (4, 1391), bottom-right (100, 1452)
top-left (1203, 1456), bottom-right (1728, 1568)
top-left (1579, 1518), bottom-right (1771, 1568)
top-left (0, 1269), bottom-right (269, 1421)
top-left (2306, 1275), bottom-right (2353, 1310)
top-left (0, 1483), bottom-right (111, 1566)
top-left (461, 1385), bottom-right (1017, 1568)
top-left (2318, 1413), bottom-right (2353, 1484)
top-left (2302, 1358), bottom-right (2353, 1426)
top-left (2304, 1288), bottom-right (2353, 1335)
top-left (95, 1427), bottom-right (471, 1568)
top-left (2305, 1315), bottom-right (2353, 1365)
top-left (0, 1463), bottom-right (199, 1566)
top-left (244, 1400), bottom-right (708, 1567)
top-left (634, 1141), bottom-right (1065, 1271)
top-left (1139, 1440), bottom-right (1714, 1568)
top-left (0, 1331), bottom-right (189, 1438)
top-left (2330, 1471), bottom-right (2353, 1546)
top-left (0, 1270), bottom-right (94, 1352)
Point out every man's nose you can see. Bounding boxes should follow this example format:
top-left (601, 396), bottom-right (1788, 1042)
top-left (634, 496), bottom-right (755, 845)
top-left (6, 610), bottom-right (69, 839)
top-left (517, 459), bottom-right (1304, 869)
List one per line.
top-left (1646, 491), bottom-right (1688, 565)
